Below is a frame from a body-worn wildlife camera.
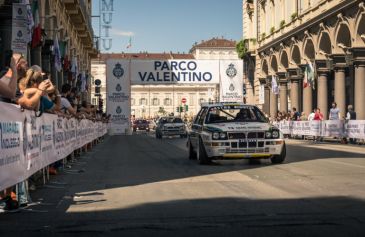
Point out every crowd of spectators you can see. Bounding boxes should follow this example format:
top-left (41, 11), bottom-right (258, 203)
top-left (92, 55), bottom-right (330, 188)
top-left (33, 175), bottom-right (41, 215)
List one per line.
top-left (0, 53), bottom-right (109, 212)
top-left (0, 53), bottom-right (110, 122)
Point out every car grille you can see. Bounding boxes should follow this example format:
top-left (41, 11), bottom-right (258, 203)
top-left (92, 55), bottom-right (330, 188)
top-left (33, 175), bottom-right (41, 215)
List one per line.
top-left (247, 132), bottom-right (265, 139)
top-left (231, 140), bottom-right (265, 149)
top-left (228, 133), bottom-right (245, 139)
top-left (227, 147), bottom-right (270, 153)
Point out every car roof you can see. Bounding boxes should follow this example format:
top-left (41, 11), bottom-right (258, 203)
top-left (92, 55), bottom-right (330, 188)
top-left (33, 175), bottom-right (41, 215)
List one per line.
top-left (200, 102), bottom-right (257, 108)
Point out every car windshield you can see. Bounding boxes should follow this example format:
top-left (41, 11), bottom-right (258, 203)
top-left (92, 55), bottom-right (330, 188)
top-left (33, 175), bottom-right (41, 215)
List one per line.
top-left (136, 120), bottom-right (148, 124)
top-left (160, 117), bottom-right (183, 124)
top-left (205, 105), bottom-right (268, 124)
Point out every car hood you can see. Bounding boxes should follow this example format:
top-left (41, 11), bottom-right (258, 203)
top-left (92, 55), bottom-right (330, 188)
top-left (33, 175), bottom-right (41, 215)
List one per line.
top-left (163, 123), bottom-right (184, 127)
top-left (204, 122), bottom-right (274, 132)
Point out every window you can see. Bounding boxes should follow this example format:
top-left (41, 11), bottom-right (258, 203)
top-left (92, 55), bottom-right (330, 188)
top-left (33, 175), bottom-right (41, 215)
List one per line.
top-left (140, 98), bottom-right (147, 105)
top-left (92, 98), bottom-right (96, 105)
top-left (164, 98), bottom-right (172, 106)
top-left (152, 98), bottom-right (159, 106)
top-left (199, 98), bottom-right (205, 104)
top-left (131, 98), bottom-right (135, 106)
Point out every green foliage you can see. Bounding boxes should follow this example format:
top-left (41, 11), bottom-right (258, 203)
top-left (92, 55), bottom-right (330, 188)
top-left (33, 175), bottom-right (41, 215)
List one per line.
top-left (236, 39), bottom-right (248, 59)
top-left (270, 26), bottom-right (275, 34)
top-left (261, 32), bottom-right (266, 40)
top-left (291, 12), bottom-right (298, 21)
top-left (280, 20), bottom-right (286, 28)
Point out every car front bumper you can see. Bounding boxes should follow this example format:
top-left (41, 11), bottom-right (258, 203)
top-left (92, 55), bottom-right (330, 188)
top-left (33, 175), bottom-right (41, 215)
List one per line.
top-left (203, 139), bottom-right (285, 159)
top-left (161, 130), bottom-right (186, 136)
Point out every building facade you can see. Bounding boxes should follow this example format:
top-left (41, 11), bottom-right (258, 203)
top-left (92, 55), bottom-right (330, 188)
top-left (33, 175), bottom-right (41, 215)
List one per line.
top-left (0, 0), bottom-right (97, 99)
top-left (243, 0), bottom-right (365, 119)
top-left (91, 38), bottom-right (241, 119)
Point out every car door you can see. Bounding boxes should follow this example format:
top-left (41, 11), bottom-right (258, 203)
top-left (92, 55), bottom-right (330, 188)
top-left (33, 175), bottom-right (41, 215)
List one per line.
top-left (190, 108), bottom-right (208, 149)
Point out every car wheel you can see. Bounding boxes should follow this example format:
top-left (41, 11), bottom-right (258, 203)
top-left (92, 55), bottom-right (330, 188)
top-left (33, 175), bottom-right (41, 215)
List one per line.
top-left (271, 143), bottom-right (286, 164)
top-left (188, 139), bottom-right (197, 160)
top-left (197, 137), bottom-right (210, 165)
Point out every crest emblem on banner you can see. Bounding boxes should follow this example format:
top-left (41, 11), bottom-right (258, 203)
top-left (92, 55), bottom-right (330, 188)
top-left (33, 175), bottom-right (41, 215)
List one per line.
top-left (116, 106), bottom-right (122, 114)
top-left (116, 84), bottom-right (122, 92)
top-left (229, 83), bottom-right (235, 91)
top-left (226, 63), bottom-right (237, 78)
top-left (113, 63), bottom-right (124, 79)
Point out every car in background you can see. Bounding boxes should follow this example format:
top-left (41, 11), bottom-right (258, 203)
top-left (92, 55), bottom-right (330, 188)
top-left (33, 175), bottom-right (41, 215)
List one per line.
top-left (187, 102), bottom-right (286, 165)
top-left (155, 117), bottom-right (187, 139)
top-left (132, 119), bottom-right (150, 132)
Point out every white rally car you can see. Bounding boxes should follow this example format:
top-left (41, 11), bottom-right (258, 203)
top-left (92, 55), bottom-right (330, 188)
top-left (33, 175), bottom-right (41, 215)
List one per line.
top-left (187, 102), bottom-right (286, 165)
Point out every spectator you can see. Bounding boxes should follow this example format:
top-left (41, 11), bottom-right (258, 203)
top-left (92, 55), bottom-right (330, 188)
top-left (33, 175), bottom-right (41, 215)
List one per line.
top-left (308, 109), bottom-right (316, 121)
top-left (329, 102), bottom-right (340, 120)
top-left (314, 108), bottom-right (324, 121)
top-left (300, 112), bottom-right (307, 121)
top-left (17, 68), bottom-right (54, 111)
top-left (60, 84), bottom-right (78, 117)
top-left (291, 107), bottom-right (300, 121)
top-left (346, 105), bottom-right (356, 121)
top-left (313, 108), bottom-right (324, 142)
top-left (346, 105), bottom-right (357, 144)
top-left (0, 53), bottom-right (21, 100)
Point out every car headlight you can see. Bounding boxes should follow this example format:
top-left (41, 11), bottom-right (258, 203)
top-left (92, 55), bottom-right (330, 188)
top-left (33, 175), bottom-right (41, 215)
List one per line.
top-left (212, 132), bottom-right (227, 140)
top-left (265, 131), bottom-right (272, 138)
top-left (212, 132), bottom-right (220, 140)
top-left (219, 132), bottom-right (227, 139)
top-left (272, 130), bottom-right (280, 138)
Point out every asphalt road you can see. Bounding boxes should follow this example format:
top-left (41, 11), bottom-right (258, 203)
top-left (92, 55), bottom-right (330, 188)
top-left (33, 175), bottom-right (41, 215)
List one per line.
top-left (1, 133), bottom-right (365, 237)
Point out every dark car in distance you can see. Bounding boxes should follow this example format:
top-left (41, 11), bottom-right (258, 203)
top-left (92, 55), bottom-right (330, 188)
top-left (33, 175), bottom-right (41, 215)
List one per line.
top-left (132, 119), bottom-right (150, 132)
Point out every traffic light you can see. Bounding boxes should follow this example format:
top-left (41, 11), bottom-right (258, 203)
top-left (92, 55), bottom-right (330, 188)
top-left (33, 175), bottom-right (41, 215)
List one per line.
top-left (185, 105), bottom-right (188, 112)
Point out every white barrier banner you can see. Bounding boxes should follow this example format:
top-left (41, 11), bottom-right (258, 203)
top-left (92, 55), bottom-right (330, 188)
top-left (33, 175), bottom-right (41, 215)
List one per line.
top-left (0, 103), bottom-right (25, 192)
top-left (321, 120), bottom-right (344, 137)
top-left (0, 102), bottom-right (107, 191)
top-left (345, 120), bottom-right (365, 139)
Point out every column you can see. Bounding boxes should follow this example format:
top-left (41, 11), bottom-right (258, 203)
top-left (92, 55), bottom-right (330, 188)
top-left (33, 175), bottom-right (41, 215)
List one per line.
top-left (263, 85), bottom-right (270, 115)
top-left (290, 79), bottom-right (299, 112)
top-left (270, 90), bottom-right (278, 118)
top-left (279, 81), bottom-right (288, 113)
top-left (354, 62), bottom-right (365, 119)
top-left (334, 67), bottom-right (346, 119)
top-left (303, 86), bottom-right (313, 117)
top-left (317, 71), bottom-right (328, 119)
top-left (246, 81), bottom-right (254, 105)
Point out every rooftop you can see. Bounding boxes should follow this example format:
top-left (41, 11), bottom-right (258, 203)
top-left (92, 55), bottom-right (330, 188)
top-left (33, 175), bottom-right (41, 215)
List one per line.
top-left (99, 52), bottom-right (195, 61)
top-left (190, 37), bottom-right (237, 52)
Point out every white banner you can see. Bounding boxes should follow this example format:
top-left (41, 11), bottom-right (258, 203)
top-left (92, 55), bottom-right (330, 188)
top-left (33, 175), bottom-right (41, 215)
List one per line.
top-left (12, 3), bottom-right (28, 57)
top-left (0, 102), bottom-right (107, 191)
top-left (219, 61), bottom-right (244, 102)
top-left (106, 59), bottom-right (131, 135)
top-left (345, 120), bottom-right (365, 139)
top-left (275, 120), bottom-right (365, 138)
top-left (130, 60), bottom-right (220, 85)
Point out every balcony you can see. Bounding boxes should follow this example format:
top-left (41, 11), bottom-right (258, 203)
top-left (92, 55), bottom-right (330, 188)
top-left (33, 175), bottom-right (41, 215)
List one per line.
top-left (64, 0), bottom-right (94, 48)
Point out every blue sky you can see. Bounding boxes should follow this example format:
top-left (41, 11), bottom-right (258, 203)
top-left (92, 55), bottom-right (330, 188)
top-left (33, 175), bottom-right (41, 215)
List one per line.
top-left (92, 0), bottom-right (242, 53)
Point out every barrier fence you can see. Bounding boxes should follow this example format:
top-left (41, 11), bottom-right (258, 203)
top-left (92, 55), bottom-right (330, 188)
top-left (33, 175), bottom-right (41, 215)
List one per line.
top-left (0, 102), bottom-right (107, 191)
top-left (273, 120), bottom-right (365, 139)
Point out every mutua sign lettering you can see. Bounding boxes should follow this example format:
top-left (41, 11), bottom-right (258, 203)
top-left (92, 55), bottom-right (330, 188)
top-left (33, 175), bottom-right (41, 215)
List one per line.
top-left (131, 60), bottom-right (220, 85)
top-left (101, 0), bottom-right (114, 50)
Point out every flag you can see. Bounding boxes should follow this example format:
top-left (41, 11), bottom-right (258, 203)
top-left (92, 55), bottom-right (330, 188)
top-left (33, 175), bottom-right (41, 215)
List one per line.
top-left (31, 0), bottom-right (41, 48)
top-left (23, 0), bottom-right (34, 43)
top-left (303, 62), bottom-right (315, 89)
top-left (308, 62), bottom-right (315, 89)
top-left (54, 34), bottom-right (62, 72)
top-left (126, 37), bottom-right (132, 49)
top-left (303, 65), bottom-right (309, 88)
top-left (271, 75), bottom-right (279, 95)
